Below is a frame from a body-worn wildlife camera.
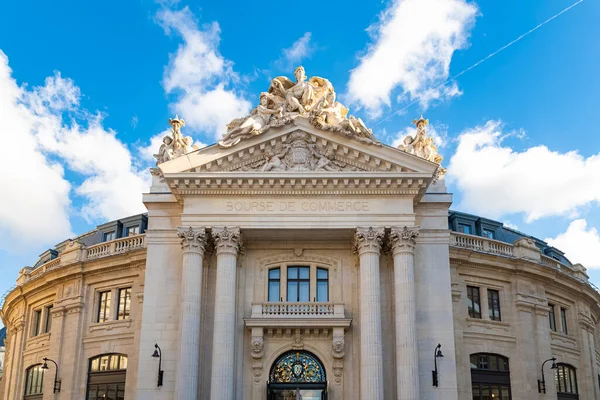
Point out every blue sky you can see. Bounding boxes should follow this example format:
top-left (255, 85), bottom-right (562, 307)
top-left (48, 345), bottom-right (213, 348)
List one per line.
top-left (1, 0), bottom-right (599, 306)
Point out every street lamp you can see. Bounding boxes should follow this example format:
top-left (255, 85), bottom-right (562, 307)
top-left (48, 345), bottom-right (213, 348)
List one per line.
top-left (432, 343), bottom-right (444, 387)
top-left (538, 357), bottom-right (558, 393)
top-left (151, 343), bottom-right (164, 387)
top-left (40, 357), bottom-right (61, 393)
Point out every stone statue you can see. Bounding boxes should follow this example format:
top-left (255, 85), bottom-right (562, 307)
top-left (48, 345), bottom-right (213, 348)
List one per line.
top-left (219, 92), bottom-right (284, 148)
top-left (398, 115), bottom-right (444, 165)
top-left (314, 148), bottom-right (340, 171)
top-left (153, 115), bottom-right (199, 165)
top-left (270, 66), bottom-right (316, 114)
top-left (216, 66), bottom-right (381, 148)
top-left (262, 149), bottom-right (286, 172)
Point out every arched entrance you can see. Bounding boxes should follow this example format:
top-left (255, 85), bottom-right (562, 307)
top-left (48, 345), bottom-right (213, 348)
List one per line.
top-left (267, 351), bottom-right (327, 400)
top-left (86, 354), bottom-right (127, 400)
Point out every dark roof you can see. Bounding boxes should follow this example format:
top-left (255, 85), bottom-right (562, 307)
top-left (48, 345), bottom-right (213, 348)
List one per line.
top-left (448, 210), bottom-right (572, 266)
top-left (0, 327), bottom-right (6, 347)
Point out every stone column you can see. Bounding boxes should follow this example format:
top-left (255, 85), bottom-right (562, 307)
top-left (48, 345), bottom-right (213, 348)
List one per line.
top-left (390, 226), bottom-right (420, 400)
top-left (175, 226), bottom-right (207, 400)
top-left (354, 227), bottom-right (385, 400)
top-left (210, 227), bottom-right (242, 400)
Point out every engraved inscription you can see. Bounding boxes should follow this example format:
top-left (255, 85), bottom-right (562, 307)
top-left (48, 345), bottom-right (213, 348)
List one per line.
top-left (225, 200), bottom-right (369, 213)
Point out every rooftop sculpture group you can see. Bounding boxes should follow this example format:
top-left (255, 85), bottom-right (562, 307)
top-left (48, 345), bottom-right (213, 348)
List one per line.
top-left (152, 67), bottom-right (444, 173)
top-left (153, 115), bottom-right (199, 165)
top-left (218, 66), bottom-right (379, 148)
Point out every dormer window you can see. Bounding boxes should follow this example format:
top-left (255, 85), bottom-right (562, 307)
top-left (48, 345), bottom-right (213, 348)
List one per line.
top-left (104, 231), bottom-right (116, 241)
top-left (458, 224), bottom-right (472, 234)
top-left (125, 226), bottom-right (139, 236)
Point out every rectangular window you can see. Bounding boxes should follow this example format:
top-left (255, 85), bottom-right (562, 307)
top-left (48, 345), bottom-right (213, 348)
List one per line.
top-left (458, 224), bottom-right (472, 234)
top-left (97, 291), bottom-right (112, 323)
top-left (467, 286), bottom-right (481, 319)
top-left (125, 226), bottom-right (139, 236)
top-left (117, 288), bottom-right (132, 320)
top-left (316, 268), bottom-right (329, 302)
top-left (31, 309), bottom-right (42, 336)
top-left (287, 266), bottom-right (310, 302)
top-left (488, 289), bottom-right (501, 321)
top-left (268, 268), bottom-right (280, 302)
top-left (104, 231), bottom-right (116, 241)
top-left (44, 306), bottom-right (53, 333)
top-left (482, 229), bottom-right (495, 239)
top-left (549, 304), bottom-right (557, 332)
top-left (561, 307), bottom-right (568, 334)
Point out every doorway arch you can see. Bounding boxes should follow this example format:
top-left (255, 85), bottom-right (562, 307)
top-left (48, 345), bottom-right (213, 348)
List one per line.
top-left (85, 353), bottom-right (127, 400)
top-left (267, 350), bottom-right (327, 400)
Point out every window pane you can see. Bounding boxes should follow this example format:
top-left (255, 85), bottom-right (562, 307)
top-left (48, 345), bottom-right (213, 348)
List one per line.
top-left (91, 358), bottom-right (99, 371)
top-left (299, 267), bottom-right (310, 279)
top-left (287, 282), bottom-right (298, 302)
top-left (98, 291), bottom-right (112, 323)
top-left (481, 385), bottom-right (490, 400)
top-left (472, 385), bottom-right (480, 400)
top-left (288, 267), bottom-right (298, 279)
top-left (501, 386), bottom-right (510, 400)
top-left (561, 308), bottom-right (568, 334)
top-left (110, 355), bottom-right (120, 370)
top-left (317, 281), bottom-right (328, 302)
top-left (269, 268), bottom-right (280, 279)
top-left (467, 286), bottom-right (481, 319)
top-left (491, 386), bottom-right (500, 400)
top-left (119, 356), bottom-right (128, 370)
top-left (117, 288), bottom-right (131, 320)
top-left (99, 355), bottom-right (110, 371)
top-left (549, 305), bottom-right (556, 331)
top-left (470, 355), bottom-right (478, 369)
top-left (299, 281), bottom-right (309, 301)
top-left (269, 281), bottom-right (280, 302)
top-left (107, 384), bottom-right (117, 400)
top-left (317, 268), bottom-right (328, 279)
top-left (117, 384), bottom-right (125, 400)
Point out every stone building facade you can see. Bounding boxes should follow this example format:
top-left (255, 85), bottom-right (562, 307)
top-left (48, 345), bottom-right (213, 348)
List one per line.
top-left (1, 68), bottom-right (599, 400)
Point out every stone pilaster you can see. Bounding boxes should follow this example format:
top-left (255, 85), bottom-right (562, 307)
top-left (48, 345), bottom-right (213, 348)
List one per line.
top-left (332, 327), bottom-right (346, 386)
top-left (354, 227), bottom-right (385, 400)
top-left (579, 314), bottom-right (599, 399)
top-left (175, 226), bottom-right (207, 400)
top-left (210, 227), bottom-right (242, 400)
top-left (390, 226), bottom-right (420, 400)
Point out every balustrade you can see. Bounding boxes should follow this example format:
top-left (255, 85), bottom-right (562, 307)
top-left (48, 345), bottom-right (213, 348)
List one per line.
top-left (251, 302), bottom-right (345, 318)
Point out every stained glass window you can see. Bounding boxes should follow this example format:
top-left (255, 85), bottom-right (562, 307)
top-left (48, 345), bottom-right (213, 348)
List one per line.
top-left (270, 351), bottom-right (326, 383)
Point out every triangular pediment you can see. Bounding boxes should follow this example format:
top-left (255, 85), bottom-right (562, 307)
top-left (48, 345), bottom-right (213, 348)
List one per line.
top-left (158, 118), bottom-right (438, 176)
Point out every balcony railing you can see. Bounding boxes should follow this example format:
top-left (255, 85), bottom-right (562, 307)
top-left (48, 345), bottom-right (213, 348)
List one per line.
top-left (16, 234), bottom-right (146, 286)
top-left (450, 232), bottom-right (588, 284)
top-left (451, 233), bottom-right (513, 257)
top-left (250, 302), bottom-right (345, 318)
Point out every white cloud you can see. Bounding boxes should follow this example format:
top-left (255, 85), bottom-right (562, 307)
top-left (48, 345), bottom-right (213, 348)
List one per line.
top-left (0, 49), bottom-right (150, 250)
top-left (546, 219), bottom-right (600, 269)
top-left (277, 32), bottom-right (313, 69)
top-left (390, 123), bottom-right (446, 148)
top-left (158, 7), bottom-right (251, 141)
top-left (447, 120), bottom-right (600, 222)
top-left (347, 0), bottom-right (477, 117)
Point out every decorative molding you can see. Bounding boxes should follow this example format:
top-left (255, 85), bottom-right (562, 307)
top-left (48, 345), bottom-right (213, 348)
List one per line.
top-left (89, 318), bottom-right (132, 333)
top-left (291, 329), bottom-right (304, 350)
top-left (390, 226), bottom-right (419, 254)
top-left (212, 227), bottom-right (242, 256)
top-left (176, 226), bottom-right (207, 254)
top-left (354, 227), bottom-right (385, 255)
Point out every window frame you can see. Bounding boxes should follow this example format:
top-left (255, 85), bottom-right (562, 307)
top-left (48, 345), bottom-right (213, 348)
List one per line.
top-left (316, 268), bottom-right (329, 302)
top-left (124, 225), bottom-right (139, 236)
top-left (43, 306), bottom-right (53, 333)
top-left (488, 289), bottom-right (501, 321)
top-left (116, 288), bottom-right (132, 320)
top-left (560, 307), bottom-right (569, 334)
top-left (467, 286), bottom-right (482, 319)
top-left (97, 290), bottom-right (112, 323)
top-left (24, 364), bottom-right (45, 397)
top-left (287, 266), bottom-right (310, 302)
top-left (549, 303), bottom-right (557, 332)
top-left (555, 363), bottom-right (578, 395)
top-left (31, 309), bottom-right (42, 337)
top-left (458, 223), bottom-right (473, 234)
top-left (103, 231), bottom-right (116, 242)
top-left (268, 268), bottom-right (281, 302)
top-left (470, 353), bottom-right (512, 400)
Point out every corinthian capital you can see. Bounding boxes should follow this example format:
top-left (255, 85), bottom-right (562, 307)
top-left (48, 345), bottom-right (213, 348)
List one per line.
top-left (390, 226), bottom-right (419, 254)
top-left (354, 227), bottom-right (385, 255)
top-left (212, 227), bottom-right (242, 256)
top-left (177, 226), bottom-right (207, 254)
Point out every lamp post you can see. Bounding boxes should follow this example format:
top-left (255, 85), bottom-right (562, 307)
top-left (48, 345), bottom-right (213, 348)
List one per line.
top-left (432, 343), bottom-right (444, 387)
top-left (151, 343), bottom-right (164, 387)
top-left (41, 357), bottom-right (61, 393)
top-left (538, 357), bottom-right (557, 393)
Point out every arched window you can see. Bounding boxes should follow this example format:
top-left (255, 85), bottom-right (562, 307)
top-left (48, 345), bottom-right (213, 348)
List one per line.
top-left (268, 351), bottom-right (327, 400)
top-left (24, 364), bottom-right (45, 400)
top-left (555, 363), bottom-right (578, 399)
top-left (470, 353), bottom-right (511, 399)
top-left (86, 354), bottom-right (127, 400)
